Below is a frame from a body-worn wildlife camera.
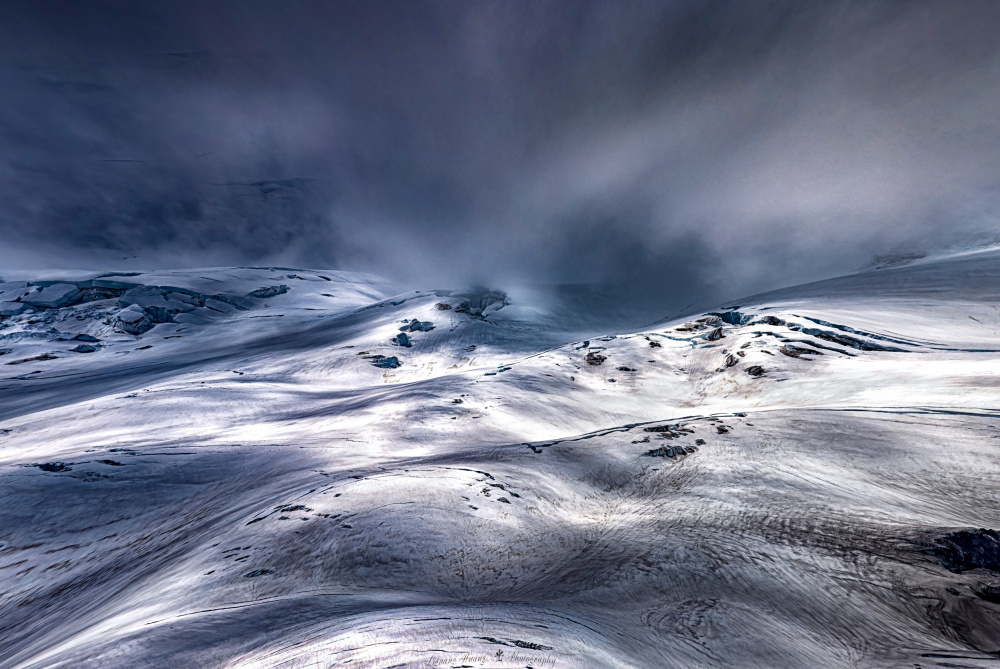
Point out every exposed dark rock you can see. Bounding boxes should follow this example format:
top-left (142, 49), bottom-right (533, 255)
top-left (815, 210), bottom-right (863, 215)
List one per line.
top-left (585, 351), bottom-right (606, 365)
top-left (746, 365), bottom-right (765, 377)
top-left (649, 340), bottom-right (662, 348)
top-left (976, 583), bottom-right (1000, 603)
top-left (393, 332), bottom-right (412, 347)
top-left (372, 355), bottom-right (401, 369)
top-left (436, 302), bottom-right (452, 310)
top-left (725, 353), bottom-right (738, 367)
top-left (249, 285), bottom-right (289, 298)
top-left (401, 318), bottom-right (435, 332)
top-left (695, 439), bottom-right (706, 445)
top-left (452, 398), bottom-right (463, 404)
top-left (697, 315), bottom-right (723, 325)
top-left (931, 529), bottom-right (1000, 573)
top-left (617, 366), bottom-right (635, 372)
top-left (705, 327), bottom-right (725, 341)
top-left (73, 334), bottom-right (100, 342)
top-left (7, 353), bottom-right (58, 365)
top-left (780, 344), bottom-right (822, 359)
top-left (276, 504), bottom-right (311, 512)
top-left (36, 462), bottom-right (71, 472)
top-left (716, 426), bottom-right (729, 434)
top-left (97, 459), bottom-right (123, 466)
top-left (70, 344), bottom-right (98, 353)
top-left (646, 446), bottom-right (678, 457)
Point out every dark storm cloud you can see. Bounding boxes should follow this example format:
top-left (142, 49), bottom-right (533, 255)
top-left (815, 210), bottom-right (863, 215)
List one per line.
top-left (2, 0), bottom-right (1000, 311)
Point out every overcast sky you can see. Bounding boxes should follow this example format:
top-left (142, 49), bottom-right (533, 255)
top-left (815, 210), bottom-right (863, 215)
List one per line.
top-left (2, 0), bottom-right (1000, 311)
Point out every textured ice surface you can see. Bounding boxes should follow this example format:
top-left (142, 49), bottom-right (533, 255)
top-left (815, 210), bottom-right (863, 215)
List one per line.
top-left (0, 256), bottom-right (999, 667)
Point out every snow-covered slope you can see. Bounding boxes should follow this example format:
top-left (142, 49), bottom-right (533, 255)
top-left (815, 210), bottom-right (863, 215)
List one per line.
top-left (1, 253), bottom-right (999, 668)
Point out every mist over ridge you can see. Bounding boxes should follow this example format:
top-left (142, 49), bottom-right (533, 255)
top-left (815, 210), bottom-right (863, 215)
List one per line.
top-left (2, 0), bottom-right (1000, 315)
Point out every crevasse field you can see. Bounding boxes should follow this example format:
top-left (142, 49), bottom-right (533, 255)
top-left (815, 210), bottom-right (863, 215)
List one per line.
top-left (1, 249), bottom-right (999, 668)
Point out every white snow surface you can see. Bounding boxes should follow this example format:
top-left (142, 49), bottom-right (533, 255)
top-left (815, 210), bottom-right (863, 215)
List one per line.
top-left (0, 255), bottom-right (999, 667)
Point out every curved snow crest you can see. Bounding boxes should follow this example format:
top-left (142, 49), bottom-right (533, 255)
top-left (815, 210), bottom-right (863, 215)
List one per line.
top-left (0, 255), bottom-right (999, 667)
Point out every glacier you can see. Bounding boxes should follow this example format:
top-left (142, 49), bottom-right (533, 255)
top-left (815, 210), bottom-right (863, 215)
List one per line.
top-left (0, 251), bottom-right (999, 667)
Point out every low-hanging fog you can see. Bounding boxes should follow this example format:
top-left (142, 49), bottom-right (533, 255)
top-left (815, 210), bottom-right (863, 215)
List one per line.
top-left (2, 0), bottom-right (1000, 316)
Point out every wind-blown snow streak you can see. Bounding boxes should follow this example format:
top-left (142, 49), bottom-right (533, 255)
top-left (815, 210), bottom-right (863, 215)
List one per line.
top-left (1, 252), bottom-right (999, 667)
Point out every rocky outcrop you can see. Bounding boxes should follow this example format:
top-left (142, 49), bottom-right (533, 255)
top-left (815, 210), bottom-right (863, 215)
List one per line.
top-left (249, 285), bottom-right (289, 299)
top-left (400, 319), bottom-right (434, 332)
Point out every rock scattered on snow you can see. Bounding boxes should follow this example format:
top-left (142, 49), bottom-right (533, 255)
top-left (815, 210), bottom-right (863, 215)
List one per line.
top-left (780, 344), bottom-right (823, 359)
top-left (249, 285), bottom-right (289, 299)
top-left (36, 462), bottom-right (72, 472)
top-left (705, 327), bottom-right (725, 341)
top-left (6, 353), bottom-right (58, 365)
top-left (585, 351), bottom-right (606, 365)
top-left (746, 365), bottom-right (765, 377)
top-left (400, 319), bottom-right (435, 332)
top-left (70, 344), bottom-right (98, 353)
top-left (366, 355), bottom-right (402, 369)
top-left (932, 529), bottom-right (1000, 574)
top-left (393, 333), bottom-right (412, 347)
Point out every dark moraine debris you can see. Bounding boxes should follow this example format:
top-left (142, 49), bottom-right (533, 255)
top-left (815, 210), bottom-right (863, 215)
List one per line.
top-left (617, 366), bottom-right (635, 372)
top-left (7, 353), bottom-right (58, 365)
top-left (752, 315), bottom-right (786, 327)
top-left (248, 285), bottom-right (289, 298)
top-left (367, 355), bottom-right (402, 369)
top-left (705, 326), bottom-right (725, 341)
top-left (36, 462), bottom-right (72, 472)
top-left (401, 318), bottom-right (435, 332)
top-left (695, 439), bottom-right (706, 445)
top-left (724, 353), bottom-right (738, 367)
top-left (977, 583), bottom-right (1000, 603)
top-left (931, 529), bottom-right (1000, 573)
top-left (276, 504), bottom-right (311, 512)
top-left (97, 459), bottom-right (123, 466)
top-left (70, 344), bottom-right (98, 353)
top-left (393, 332), bottom-right (412, 347)
top-left (585, 351), bottom-right (606, 365)
top-left (243, 569), bottom-right (275, 578)
top-left (435, 302), bottom-right (452, 310)
top-left (746, 365), bottom-right (765, 377)
top-left (780, 344), bottom-right (823, 359)
top-left (644, 424), bottom-right (678, 433)
top-left (648, 340), bottom-right (662, 348)
top-left (646, 446), bottom-right (680, 458)
top-left (716, 425), bottom-right (729, 434)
